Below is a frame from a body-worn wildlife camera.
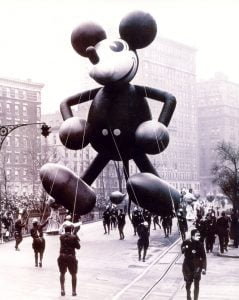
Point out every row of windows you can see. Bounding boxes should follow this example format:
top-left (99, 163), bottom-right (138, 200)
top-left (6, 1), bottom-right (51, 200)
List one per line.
top-left (0, 86), bottom-right (39, 101)
top-left (3, 168), bottom-right (38, 180)
top-left (3, 136), bottom-right (40, 149)
top-left (0, 102), bottom-right (28, 116)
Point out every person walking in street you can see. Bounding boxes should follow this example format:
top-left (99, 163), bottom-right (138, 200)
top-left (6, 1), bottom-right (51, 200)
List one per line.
top-left (181, 229), bottom-right (207, 300)
top-left (132, 207), bottom-right (143, 235)
top-left (14, 214), bottom-right (26, 251)
top-left (102, 206), bottom-right (111, 235)
top-left (230, 209), bottom-right (239, 248)
top-left (117, 209), bottom-right (126, 240)
top-left (160, 215), bottom-right (170, 237)
top-left (204, 212), bottom-right (216, 253)
top-left (216, 211), bottom-right (230, 253)
top-left (194, 214), bottom-right (206, 244)
top-left (177, 209), bottom-right (188, 241)
top-left (57, 225), bottom-right (81, 297)
top-left (153, 214), bottom-right (161, 230)
top-left (30, 217), bottom-right (51, 267)
top-left (59, 215), bottom-right (82, 240)
top-left (110, 207), bottom-right (118, 230)
top-left (143, 210), bottom-right (152, 233)
top-left (137, 221), bottom-right (150, 262)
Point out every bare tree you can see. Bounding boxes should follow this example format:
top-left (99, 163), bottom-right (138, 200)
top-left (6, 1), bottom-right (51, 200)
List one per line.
top-left (113, 161), bottom-right (125, 193)
top-left (212, 141), bottom-right (239, 210)
top-left (25, 138), bottom-right (60, 218)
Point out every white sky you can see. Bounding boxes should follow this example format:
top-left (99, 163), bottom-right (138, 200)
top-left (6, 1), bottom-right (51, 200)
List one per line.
top-left (0, 0), bottom-right (239, 114)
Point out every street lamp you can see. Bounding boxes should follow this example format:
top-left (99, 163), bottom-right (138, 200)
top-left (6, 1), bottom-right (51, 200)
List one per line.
top-left (0, 122), bottom-right (51, 150)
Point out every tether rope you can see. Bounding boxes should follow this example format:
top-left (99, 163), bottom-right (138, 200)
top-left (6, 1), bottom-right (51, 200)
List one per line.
top-left (108, 127), bottom-right (146, 222)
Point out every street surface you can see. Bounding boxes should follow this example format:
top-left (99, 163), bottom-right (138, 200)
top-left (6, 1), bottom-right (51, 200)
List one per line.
top-left (0, 218), bottom-right (239, 300)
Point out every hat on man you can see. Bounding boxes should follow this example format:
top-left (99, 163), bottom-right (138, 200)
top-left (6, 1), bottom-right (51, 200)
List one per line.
top-left (32, 218), bottom-right (38, 224)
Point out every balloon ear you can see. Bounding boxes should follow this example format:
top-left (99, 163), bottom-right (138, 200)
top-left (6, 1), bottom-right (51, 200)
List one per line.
top-left (71, 22), bottom-right (107, 57)
top-left (119, 11), bottom-right (157, 50)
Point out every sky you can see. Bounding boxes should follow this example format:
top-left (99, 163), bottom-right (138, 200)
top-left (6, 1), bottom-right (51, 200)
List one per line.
top-left (0, 0), bottom-right (239, 114)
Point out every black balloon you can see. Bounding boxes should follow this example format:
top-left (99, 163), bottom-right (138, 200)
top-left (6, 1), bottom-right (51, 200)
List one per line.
top-left (40, 163), bottom-right (96, 215)
top-left (40, 10), bottom-right (178, 217)
top-left (127, 173), bottom-right (180, 216)
top-left (110, 191), bottom-right (125, 205)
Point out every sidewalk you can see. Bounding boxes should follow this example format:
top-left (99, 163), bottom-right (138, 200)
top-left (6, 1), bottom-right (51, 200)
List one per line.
top-left (218, 243), bottom-right (239, 258)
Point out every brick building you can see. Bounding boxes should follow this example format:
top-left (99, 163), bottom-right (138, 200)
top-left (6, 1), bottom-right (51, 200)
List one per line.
top-left (0, 77), bottom-right (44, 196)
top-left (197, 73), bottom-right (239, 196)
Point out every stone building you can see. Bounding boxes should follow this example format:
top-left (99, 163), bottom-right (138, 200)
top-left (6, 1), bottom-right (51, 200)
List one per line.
top-left (0, 77), bottom-right (44, 196)
top-left (135, 36), bottom-right (200, 193)
top-left (197, 72), bottom-right (239, 196)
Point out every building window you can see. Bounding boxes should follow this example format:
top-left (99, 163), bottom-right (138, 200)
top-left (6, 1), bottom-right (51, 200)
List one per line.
top-left (10, 88), bottom-right (15, 98)
top-left (23, 106), bottom-right (27, 116)
top-left (6, 103), bottom-right (11, 114)
top-left (23, 138), bottom-right (28, 148)
top-left (6, 136), bottom-right (11, 147)
top-left (15, 169), bottom-right (19, 180)
top-left (15, 137), bottom-right (20, 147)
top-left (23, 154), bottom-right (27, 164)
top-left (15, 104), bottom-right (20, 116)
top-left (15, 154), bottom-right (20, 163)
top-left (37, 107), bottom-right (41, 119)
top-left (6, 153), bottom-right (10, 163)
top-left (18, 90), bottom-right (25, 99)
top-left (6, 169), bottom-right (11, 180)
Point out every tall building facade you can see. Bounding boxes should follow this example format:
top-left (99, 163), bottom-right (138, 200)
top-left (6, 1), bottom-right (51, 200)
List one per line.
top-left (0, 77), bottom-right (44, 196)
top-left (135, 37), bottom-right (200, 193)
top-left (197, 73), bottom-right (239, 196)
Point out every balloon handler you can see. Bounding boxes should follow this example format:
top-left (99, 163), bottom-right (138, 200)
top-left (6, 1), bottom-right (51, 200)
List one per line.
top-left (40, 10), bottom-right (180, 218)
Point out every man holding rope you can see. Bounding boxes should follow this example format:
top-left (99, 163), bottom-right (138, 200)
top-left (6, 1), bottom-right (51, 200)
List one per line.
top-left (30, 217), bottom-right (52, 267)
top-left (181, 229), bottom-right (207, 300)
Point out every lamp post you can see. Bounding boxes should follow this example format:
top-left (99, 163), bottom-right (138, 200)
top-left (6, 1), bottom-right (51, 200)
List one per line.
top-left (0, 122), bottom-right (51, 242)
top-left (0, 122), bottom-right (51, 150)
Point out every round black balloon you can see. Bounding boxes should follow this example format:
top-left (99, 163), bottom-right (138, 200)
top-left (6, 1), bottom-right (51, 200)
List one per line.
top-left (59, 117), bottom-right (91, 150)
top-left (110, 191), bottom-right (125, 204)
top-left (135, 120), bottom-right (169, 154)
top-left (71, 22), bottom-right (106, 57)
top-left (119, 10), bottom-right (157, 49)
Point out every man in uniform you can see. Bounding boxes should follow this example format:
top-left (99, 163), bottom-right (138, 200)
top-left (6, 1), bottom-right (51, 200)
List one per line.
top-left (30, 217), bottom-right (51, 267)
top-left (117, 209), bottom-right (126, 240)
top-left (216, 211), bottom-right (230, 253)
top-left (102, 206), bottom-right (111, 235)
top-left (181, 229), bottom-right (207, 300)
top-left (132, 207), bottom-right (143, 235)
top-left (14, 214), bottom-right (26, 251)
top-left (177, 209), bottom-right (188, 241)
top-left (57, 225), bottom-right (81, 296)
top-left (205, 212), bottom-right (216, 253)
top-left (137, 221), bottom-right (150, 262)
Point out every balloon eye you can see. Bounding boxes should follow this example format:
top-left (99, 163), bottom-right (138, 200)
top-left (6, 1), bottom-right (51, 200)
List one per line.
top-left (110, 41), bottom-right (125, 52)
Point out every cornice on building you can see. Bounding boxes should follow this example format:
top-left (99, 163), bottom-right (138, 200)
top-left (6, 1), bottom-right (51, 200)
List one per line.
top-left (0, 77), bottom-right (44, 90)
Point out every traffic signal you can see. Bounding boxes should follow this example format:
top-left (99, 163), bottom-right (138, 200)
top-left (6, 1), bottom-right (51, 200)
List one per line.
top-left (41, 124), bottom-right (51, 137)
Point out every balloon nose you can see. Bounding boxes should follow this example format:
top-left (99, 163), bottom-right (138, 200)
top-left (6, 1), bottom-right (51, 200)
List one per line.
top-left (86, 46), bottom-right (99, 65)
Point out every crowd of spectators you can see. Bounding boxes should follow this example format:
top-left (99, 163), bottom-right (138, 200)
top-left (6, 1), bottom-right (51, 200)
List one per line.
top-left (0, 195), bottom-right (45, 242)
